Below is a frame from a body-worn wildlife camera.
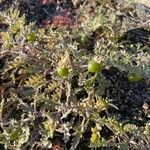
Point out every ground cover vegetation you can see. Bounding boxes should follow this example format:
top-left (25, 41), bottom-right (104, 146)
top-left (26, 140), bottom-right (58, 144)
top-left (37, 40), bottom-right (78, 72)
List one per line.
top-left (0, 0), bottom-right (150, 149)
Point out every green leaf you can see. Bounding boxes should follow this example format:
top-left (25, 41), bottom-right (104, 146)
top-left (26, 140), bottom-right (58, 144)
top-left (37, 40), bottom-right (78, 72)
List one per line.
top-left (70, 132), bottom-right (82, 150)
top-left (25, 74), bottom-right (44, 88)
top-left (10, 129), bottom-right (21, 141)
top-left (0, 134), bottom-right (5, 144)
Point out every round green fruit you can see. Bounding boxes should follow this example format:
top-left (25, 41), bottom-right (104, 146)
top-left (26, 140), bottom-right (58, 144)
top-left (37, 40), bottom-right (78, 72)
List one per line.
top-left (57, 67), bottom-right (69, 77)
top-left (127, 73), bottom-right (142, 82)
top-left (81, 35), bottom-right (89, 43)
top-left (27, 32), bottom-right (37, 43)
top-left (88, 60), bottom-right (101, 73)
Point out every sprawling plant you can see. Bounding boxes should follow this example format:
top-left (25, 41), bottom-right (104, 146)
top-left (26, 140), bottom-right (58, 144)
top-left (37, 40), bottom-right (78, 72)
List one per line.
top-left (0, 1), bottom-right (149, 149)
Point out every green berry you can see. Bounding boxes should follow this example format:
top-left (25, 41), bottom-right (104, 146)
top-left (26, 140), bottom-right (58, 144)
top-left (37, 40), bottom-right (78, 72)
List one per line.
top-left (127, 73), bottom-right (142, 82)
top-left (27, 32), bottom-right (37, 43)
top-left (88, 60), bottom-right (101, 73)
top-left (57, 67), bottom-right (69, 77)
top-left (81, 35), bottom-right (89, 43)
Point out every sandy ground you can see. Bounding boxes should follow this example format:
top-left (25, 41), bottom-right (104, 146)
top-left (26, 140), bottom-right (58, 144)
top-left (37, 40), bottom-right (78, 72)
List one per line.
top-left (136, 0), bottom-right (150, 7)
